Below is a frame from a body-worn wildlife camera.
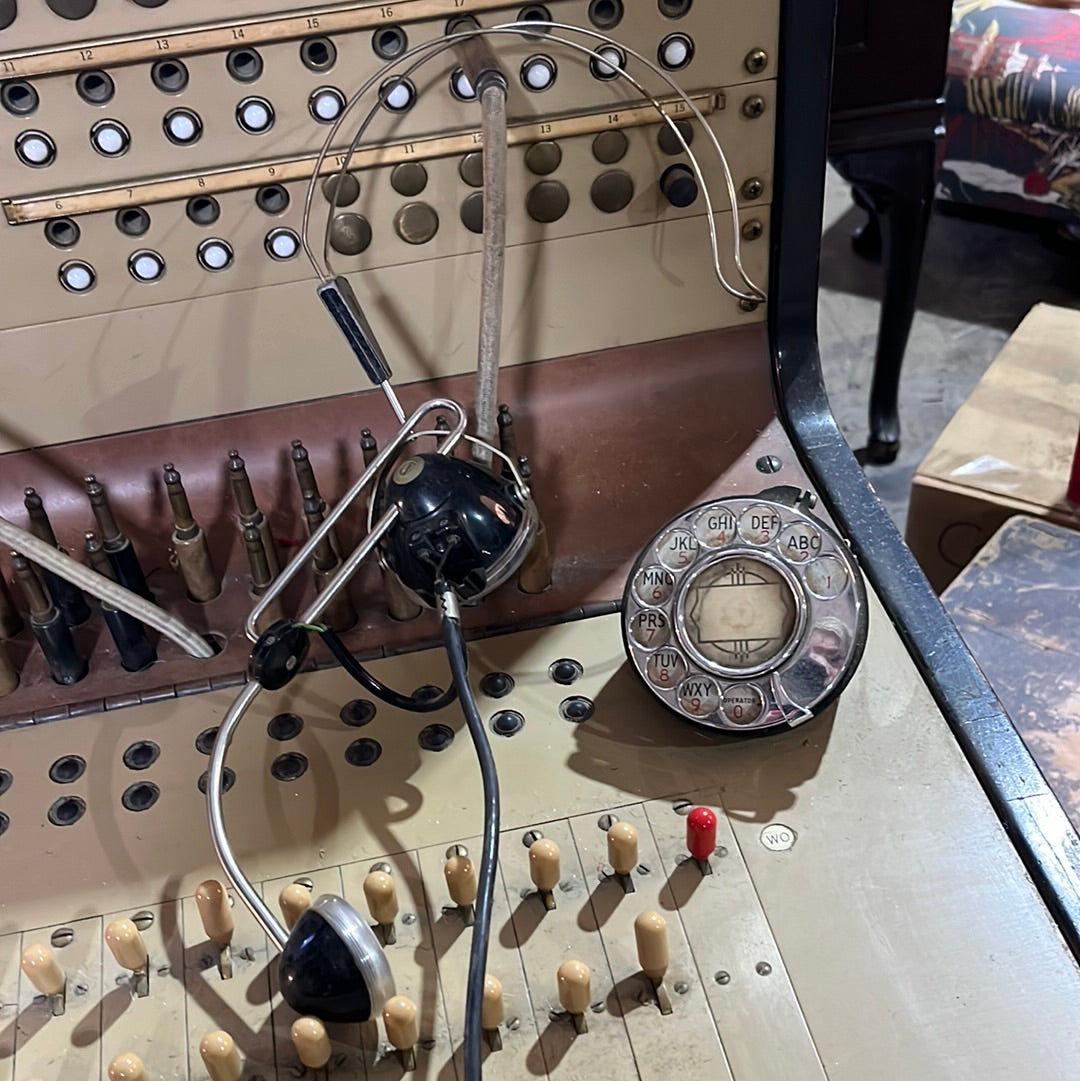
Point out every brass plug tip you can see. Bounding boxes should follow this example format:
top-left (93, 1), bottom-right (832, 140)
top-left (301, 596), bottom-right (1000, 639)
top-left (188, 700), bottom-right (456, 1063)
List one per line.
top-left (227, 450), bottom-right (245, 471)
top-left (163, 463), bottom-right (181, 484)
top-left (242, 526), bottom-right (261, 546)
top-left (291, 440), bottom-right (307, 458)
top-left (83, 474), bottom-right (99, 489)
top-left (23, 486), bottom-right (39, 500)
top-left (302, 493), bottom-right (321, 515)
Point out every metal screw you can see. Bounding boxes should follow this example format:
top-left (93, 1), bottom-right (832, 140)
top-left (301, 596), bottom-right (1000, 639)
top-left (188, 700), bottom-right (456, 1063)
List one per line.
top-left (446, 843), bottom-right (468, 859)
top-left (741, 177), bottom-right (764, 200)
top-left (742, 96), bottom-right (766, 119)
top-left (598, 813), bottom-right (618, 831)
top-left (756, 961), bottom-right (772, 976)
top-left (402, 912), bottom-right (417, 925)
top-left (755, 455), bottom-right (783, 474)
top-left (673, 981), bottom-right (689, 995)
top-left (50, 928), bottom-right (74, 949)
top-left (715, 970), bottom-right (731, 985)
top-left (637, 864), bottom-right (651, 876)
top-left (507, 1017), bottom-right (521, 1031)
top-left (294, 876), bottom-right (315, 889)
top-left (132, 911), bottom-right (155, 932)
top-left (745, 47), bottom-right (768, 74)
top-left (738, 299), bottom-right (760, 313)
top-left (715, 845), bottom-right (728, 858)
top-left (741, 218), bottom-right (763, 241)
top-left (522, 829), bottom-right (544, 848)
top-left (672, 799), bottom-right (692, 816)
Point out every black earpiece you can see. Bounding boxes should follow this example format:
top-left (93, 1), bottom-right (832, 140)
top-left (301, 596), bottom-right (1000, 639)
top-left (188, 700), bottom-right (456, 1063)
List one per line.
top-left (277, 895), bottom-right (394, 1023)
top-left (373, 453), bottom-right (537, 607)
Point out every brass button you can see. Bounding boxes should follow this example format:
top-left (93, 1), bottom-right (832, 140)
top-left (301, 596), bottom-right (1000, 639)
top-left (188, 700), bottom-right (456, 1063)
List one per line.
top-left (592, 130), bottom-right (628, 164)
top-left (394, 202), bottom-right (439, 244)
top-left (392, 162), bottom-right (428, 197)
top-left (526, 180), bottom-right (569, 224)
top-left (321, 173), bottom-right (359, 206)
top-left (330, 213), bottom-right (372, 256)
top-left (525, 140), bottom-right (562, 176)
top-left (590, 170), bottom-right (634, 214)
top-left (460, 192), bottom-right (484, 235)
top-left (657, 119), bottom-right (694, 156)
top-left (459, 152), bottom-right (484, 188)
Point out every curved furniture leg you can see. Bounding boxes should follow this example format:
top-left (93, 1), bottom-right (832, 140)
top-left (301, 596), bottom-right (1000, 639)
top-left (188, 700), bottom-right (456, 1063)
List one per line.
top-left (832, 140), bottom-right (937, 464)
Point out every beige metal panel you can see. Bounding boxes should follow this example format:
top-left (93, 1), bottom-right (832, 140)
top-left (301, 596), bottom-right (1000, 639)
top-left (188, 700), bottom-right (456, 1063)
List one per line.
top-left (0, 209), bottom-right (767, 450)
top-left (0, 97), bottom-right (773, 329)
top-left (99, 902), bottom-right (187, 1081)
top-left (340, 851), bottom-right (456, 1078)
top-left (500, 817), bottom-right (639, 1078)
top-left (0, 0), bottom-right (363, 55)
top-left (566, 803), bottom-right (735, 1081)
top-left (414, 834), bottom-right (535, 1077)
top-left (721, 607), bottom-right (1080, 1081)
top-left (642, 798), bottom-right (827, 1081)
top-left (0, 935), bottom-right (19, 1081)
top-left (181, 889), bottom-right (276, 1080)
top-left (14, 916), bottom-right (101, 1081)
top-left (0, 2), bottom-right (773, 195)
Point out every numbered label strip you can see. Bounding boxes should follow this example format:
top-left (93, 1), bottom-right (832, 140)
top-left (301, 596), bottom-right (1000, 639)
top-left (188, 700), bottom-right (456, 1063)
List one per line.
top-left (623, 495), bottom-right (867, 733)
top-left (0, 0), bottom-right (522, 80)
top-left (3, 92), bottom-right (718, 225)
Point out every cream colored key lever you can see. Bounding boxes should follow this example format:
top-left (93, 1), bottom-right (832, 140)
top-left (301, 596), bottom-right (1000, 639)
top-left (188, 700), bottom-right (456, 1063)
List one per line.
top-left (445, 847), bottom-right (477, 925)
top-left (529, 838), bottom-right (560, 911)
top-left (279, 882), bottom-right (313, 931)
top-left (635, 911), bottom-right (673, 1014)
top-left (291, 1017), bottom-right (332, 1070)
top-left (364, 866), bottom-right (399, 945)
top-left (21, 943), bottom-right (66, 1016)
top-left (483, 974), bottom-right (504, 1052)
top-left (195, 879), bottom-right (235, 979)
top-left (105, 918), bottom-right (151, 998)
top-left (107, 1052), bottom-right (149, 1081)
top-left (383, 994), bottom-right (419, 1071)
top-left (557, 960), bottom-right (591, 1034)
top-left (200, 1031), bottom-right (244, 1081)
top-left (607, 821), bottom-right (638, 893)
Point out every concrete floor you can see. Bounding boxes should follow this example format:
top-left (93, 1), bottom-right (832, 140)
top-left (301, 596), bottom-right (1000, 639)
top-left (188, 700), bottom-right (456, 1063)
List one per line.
top-left (817, 168), bottom-right (1080, 532)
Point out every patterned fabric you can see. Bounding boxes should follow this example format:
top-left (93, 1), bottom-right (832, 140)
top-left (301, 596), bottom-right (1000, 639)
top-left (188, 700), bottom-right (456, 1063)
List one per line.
top-left (940, 0), bottom-right (1080, 220)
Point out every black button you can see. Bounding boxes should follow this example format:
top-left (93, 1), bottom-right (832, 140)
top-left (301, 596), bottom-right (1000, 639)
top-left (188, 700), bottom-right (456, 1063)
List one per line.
top-left (46, 0), bottom-right (95, 17)
top-left (549, 658), bottom-right (582, 685)
top-left (490, 710), bottom-right (525, 736)
top-left (660, 164), bottom-right (698, 208)
top-left (559, 696), bottom-right (594, 723)
top-left (480, 672), bottom-right (514, 698)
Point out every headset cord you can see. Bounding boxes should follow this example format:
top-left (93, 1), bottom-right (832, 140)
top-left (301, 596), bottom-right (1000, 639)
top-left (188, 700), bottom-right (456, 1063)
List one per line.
top-left (318, 626), bottom-right (457, 713)
top-left (440, 588), bottom-right (499, 1081)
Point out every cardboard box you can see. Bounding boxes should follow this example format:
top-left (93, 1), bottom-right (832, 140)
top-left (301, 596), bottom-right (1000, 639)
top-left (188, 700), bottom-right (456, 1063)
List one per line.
top-left (906, 302), bottom-right (1080, 592)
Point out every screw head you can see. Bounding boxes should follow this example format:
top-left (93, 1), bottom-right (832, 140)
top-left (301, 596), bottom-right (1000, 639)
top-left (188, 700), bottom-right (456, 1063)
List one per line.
top-left (741, 177), bottom-right (764, 200)
top-left (522, 829), bottom-right (544, 848)
top-left (741, 218), bottom-right (763, 241)
top-left (714, 970), bottom-right (731, 985)
top-left (756, 961), bottom-right (773, 976)
top-left (738, 298), bottom-right (760, 313)
top-left (50, 928), bottom-right (75, 949)
top-left (742, 95), bottom-right (766, 119)
top-left (755, 454), bottom-right (783, 474)
top-left (745, 48), bottom-right (768, 74)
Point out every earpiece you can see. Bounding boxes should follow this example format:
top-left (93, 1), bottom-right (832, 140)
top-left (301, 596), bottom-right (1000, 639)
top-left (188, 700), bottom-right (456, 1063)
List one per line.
top-left (276, 895), bottom-right (394, 1023)
top-left (373, 451), bottom-right (538, 607)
